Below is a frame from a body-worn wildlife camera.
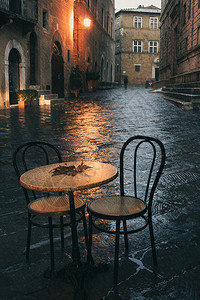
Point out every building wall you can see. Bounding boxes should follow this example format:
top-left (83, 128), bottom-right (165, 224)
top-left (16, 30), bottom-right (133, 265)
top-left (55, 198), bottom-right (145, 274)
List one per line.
top-left (0, 0), bottom-right (115, 107)
top-left (74, 0), bottom-right (115, 84)
top-left (159, 0), bottom-right (200, 83)
top-left (0, 0), bottom-right (73, 108)
top-left (115, 6), bottom-right (160, 86)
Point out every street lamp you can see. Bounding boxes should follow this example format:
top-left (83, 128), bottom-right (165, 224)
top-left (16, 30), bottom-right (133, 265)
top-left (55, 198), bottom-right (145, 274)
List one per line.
top-left (83, 18), bottom-right (91, 27)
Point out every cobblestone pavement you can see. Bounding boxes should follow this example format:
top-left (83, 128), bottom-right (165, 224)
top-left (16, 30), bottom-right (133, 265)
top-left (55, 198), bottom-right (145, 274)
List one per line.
top-left (0, 87), bottom-right (200, 300)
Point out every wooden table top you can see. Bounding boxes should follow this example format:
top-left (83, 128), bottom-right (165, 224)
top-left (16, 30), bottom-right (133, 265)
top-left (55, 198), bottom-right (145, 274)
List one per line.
top-left (20, 160), bottom-right (118, 192)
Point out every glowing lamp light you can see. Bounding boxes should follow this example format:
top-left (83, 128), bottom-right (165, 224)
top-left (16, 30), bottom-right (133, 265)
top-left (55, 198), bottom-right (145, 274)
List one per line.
top-left (84, 18), bottom-right (91, 27)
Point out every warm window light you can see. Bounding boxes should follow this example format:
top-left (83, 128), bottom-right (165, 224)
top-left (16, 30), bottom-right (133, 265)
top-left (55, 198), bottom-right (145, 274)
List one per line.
top-left (84, 18), bottom-right (91, 27)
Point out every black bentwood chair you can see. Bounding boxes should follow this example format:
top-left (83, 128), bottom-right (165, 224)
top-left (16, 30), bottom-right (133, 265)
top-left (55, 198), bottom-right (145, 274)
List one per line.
top-left (13, 142), bottom-right (88, 276)
top-left (87, 136), bottom-right (166, 284)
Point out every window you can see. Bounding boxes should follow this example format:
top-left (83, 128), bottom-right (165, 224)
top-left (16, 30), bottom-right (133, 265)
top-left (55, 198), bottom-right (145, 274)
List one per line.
top-left (149, 17), bottom-right (158, 29)
top-left (197, 27), bottom-right (200, 44)
top-left (188, 0), bottom-right (191, 19)
top-left (43, 10), bottom-right (48, 30)
top-left (107, 16), bottom-right (109, 33)
top-left (135, 65), bottom-right (140, 72)
top-left (30, 33), bottom-right (36, 85)
top-left (199, 0), bottom-right (200, 9)
top-left (133, 16), bottom-right (142, 28)
top-left (183, 3), bottom-right (186, 26)
top-left (133, 40), bottom-right (143, 52)
top-left (116, 40), bottom-right (120, 52)
top-left (68, 50), bottom-right (70, 62)
top-left (94, 0), bottom-right (98, 18)
top-left (116, 16), bottom-right (120, 29)
top-left (149, 41), bottom-right (158, 53)
top-left (101, 7), bottom-right (104, 27)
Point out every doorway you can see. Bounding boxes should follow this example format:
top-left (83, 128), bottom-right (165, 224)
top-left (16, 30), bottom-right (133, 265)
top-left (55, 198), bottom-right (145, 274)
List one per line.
top-left (9, 48), bottom-right (20, 105)
top-left (30, 32), bottom-right (37, 85)
top-left (155, 68), bottom-right (159, 81)
top-left (51, 42), bottom-right (64, 98)
top-left (101, 57), bottom-right (104, 81)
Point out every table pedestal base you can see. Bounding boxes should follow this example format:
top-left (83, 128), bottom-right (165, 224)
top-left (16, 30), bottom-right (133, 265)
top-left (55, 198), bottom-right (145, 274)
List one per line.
top-left (56, 262), bottom-right (109, 299)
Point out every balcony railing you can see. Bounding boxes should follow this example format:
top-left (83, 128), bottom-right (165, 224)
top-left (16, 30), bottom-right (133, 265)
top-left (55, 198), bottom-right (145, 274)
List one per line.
top-left (0, 0), bottom-right (38, 23)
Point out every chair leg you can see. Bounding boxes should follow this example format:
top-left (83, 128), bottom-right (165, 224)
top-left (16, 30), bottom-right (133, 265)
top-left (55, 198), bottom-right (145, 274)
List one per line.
top-left (48, 217), bottom-right (55, 273)
top-left (26, 213), bottom-right (32, 261)
top-left (114, 220), bottom-right (120, 285)
top-left (82, 209), bottom-right (89, 249)
top-left (123, 220), bottom-right (129, 252)
top-left (60, 216), bottom-right (64, 248)
top-left (149, 217), bottom-right (157, 266)
top-left (87, 213), bottom-right (93, 264)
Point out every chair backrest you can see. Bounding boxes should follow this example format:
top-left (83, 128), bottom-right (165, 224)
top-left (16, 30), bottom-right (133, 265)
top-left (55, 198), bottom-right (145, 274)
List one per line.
top-left (119, 135), bottom-right (166, 211)
top-left (13, 141), bottom-right (62, 204)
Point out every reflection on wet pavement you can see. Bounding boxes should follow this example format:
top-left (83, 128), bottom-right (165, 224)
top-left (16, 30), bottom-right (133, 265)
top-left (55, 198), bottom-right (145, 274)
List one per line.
top-left (0, 88), bottom-right (200, 299)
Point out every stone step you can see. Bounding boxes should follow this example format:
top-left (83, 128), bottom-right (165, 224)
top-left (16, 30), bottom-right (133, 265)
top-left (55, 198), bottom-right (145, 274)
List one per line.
top-left (163, 87), bottom-right (200, 95)
top-left (166, 81), bottom-right (200, 88)
top-left (37, 90), bottom-right (51, 96)
top-left (39, 94), bottom-right (58, 100)
top-left (161, 90), bottom-right (200, 102)
top-left (39, 98), bottom-right (65, 105)
top-left (162, 95), bottom-right (193, 110)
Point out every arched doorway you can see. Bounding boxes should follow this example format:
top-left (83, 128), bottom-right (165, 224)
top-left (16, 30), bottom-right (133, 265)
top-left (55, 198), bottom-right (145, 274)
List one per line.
top-left (110, 64), bottom-right (113, 82)
top-left (9, 48), bottom-right (20, 105)
top-left (101, 57), bottom-right (104, 81)
top-left (106, 61), bottom-right (108, 81)
top-left (30, 32), bottom-right (37, 85)
top-left (51, 42), bottom-right (64, 98)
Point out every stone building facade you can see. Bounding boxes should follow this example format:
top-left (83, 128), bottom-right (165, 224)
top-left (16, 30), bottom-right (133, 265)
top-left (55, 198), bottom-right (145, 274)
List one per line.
top-left (115, 5), bottom-right (161, 86)
top-left (0, 0), bottom-right (115, 108)
top-left (74, 0), bottom-right (115, 86)
top-left (159, 0), bottom-right (200, 85)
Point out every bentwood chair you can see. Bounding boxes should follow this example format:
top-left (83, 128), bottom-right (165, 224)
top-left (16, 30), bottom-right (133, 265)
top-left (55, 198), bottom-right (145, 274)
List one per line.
top-left (87, 136), bottom-right (166, 284)
top-left (13, 141), bottom-right (88, 276)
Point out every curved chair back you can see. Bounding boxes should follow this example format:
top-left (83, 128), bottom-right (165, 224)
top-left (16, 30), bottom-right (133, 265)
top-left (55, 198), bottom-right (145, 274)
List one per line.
top-left (13, 141), bottom-right (62, 204)
top-left (120, 135), bottom-right (166, 211)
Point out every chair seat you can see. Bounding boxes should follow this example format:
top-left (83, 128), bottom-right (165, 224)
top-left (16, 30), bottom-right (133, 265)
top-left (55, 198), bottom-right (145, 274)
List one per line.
top-left (28, 196), bottom-right (85, 216)
top-left (88, 196), bottom-right (147, 220)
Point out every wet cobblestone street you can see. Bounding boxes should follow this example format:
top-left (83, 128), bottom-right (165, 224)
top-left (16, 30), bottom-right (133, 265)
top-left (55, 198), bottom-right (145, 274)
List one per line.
top-left (0, 87), bottom-right (200, 299)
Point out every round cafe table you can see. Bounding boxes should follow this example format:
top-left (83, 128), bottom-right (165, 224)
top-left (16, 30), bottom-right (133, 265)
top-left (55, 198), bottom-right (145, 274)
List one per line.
top-left (20, 160), bottom-right (118, 278)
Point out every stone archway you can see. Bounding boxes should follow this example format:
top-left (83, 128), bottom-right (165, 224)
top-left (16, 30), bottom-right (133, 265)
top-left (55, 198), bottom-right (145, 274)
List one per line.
top-left (51, 41), bottom-right (64, 98)
top-left (101, 57), bottom-right (104, 81)
top-left (30, 32), bottom-right (37, 85)
top-left (153, 57), bottom-right (159, 81)
top-left (9, 49), bottom-right (20, 105)
top-left (5, 40), bottom-right (25, 106)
